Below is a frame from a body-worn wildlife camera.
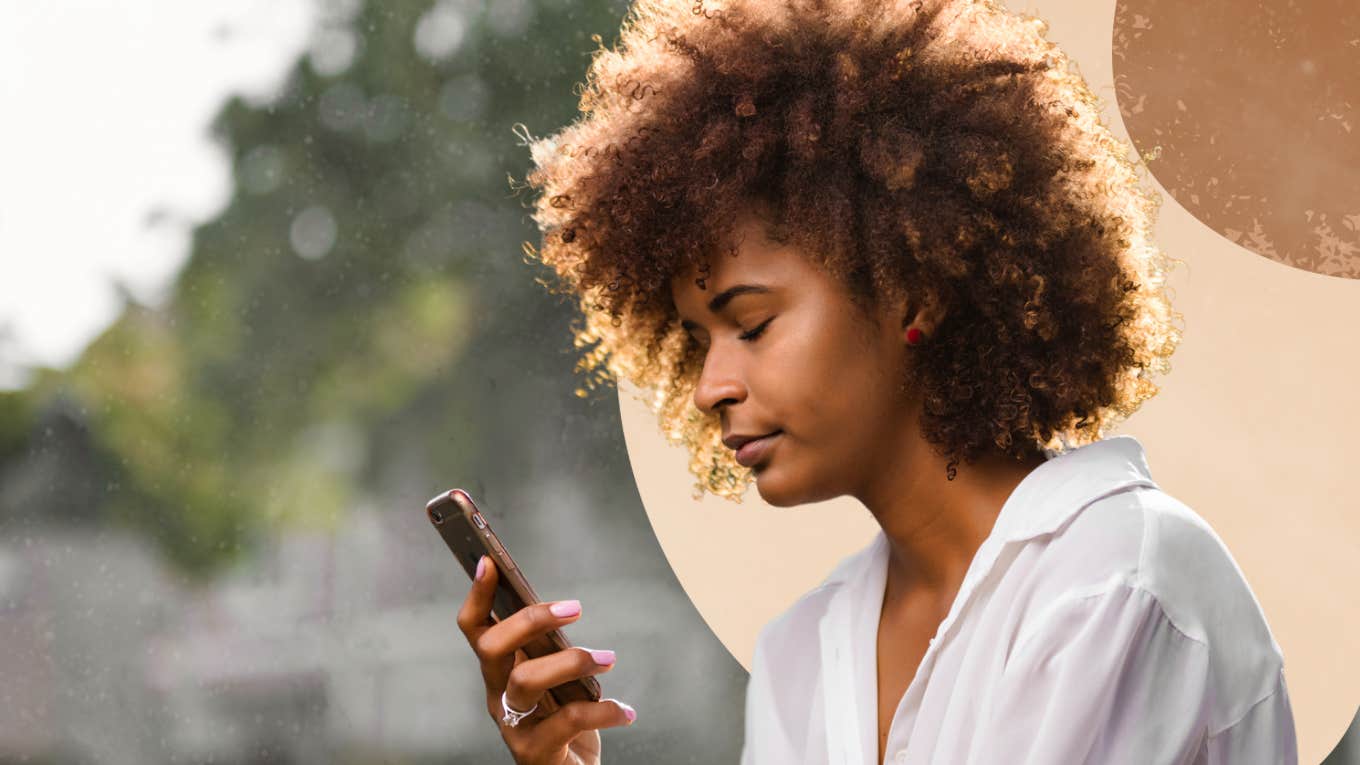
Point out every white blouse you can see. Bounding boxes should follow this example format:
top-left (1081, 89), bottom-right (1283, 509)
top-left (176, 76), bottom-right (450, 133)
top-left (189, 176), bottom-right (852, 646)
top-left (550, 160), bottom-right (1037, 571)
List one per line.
top-left (740, 435), bottom-right (1297, 765)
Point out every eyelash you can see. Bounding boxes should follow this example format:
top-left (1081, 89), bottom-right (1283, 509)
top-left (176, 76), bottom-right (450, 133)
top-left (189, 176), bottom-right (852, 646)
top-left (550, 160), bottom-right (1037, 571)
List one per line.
top-left (739, 317), bottom-right (774, 342)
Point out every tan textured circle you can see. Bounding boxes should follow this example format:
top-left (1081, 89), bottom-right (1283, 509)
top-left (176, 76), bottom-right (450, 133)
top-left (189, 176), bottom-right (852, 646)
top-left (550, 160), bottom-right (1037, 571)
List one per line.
top-left (1113, 0), bottom-right (1360, 278)
top-left (616, 1), bottom-right (1360, 762)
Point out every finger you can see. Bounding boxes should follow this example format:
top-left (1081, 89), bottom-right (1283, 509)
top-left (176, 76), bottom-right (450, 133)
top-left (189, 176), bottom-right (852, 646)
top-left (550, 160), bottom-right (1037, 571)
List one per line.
top-left (456, 554), bottom-right (499, 644)
top-left (504, 646), bottom-right (616, 712)
top-left (485, 646), bottom-right (550, 726)
top-left (533, 698), bottom-right (637, 753)
top-left (457, 555), bottom-right (517, 691)
top-left (472, 596), bottom-right (584, 673)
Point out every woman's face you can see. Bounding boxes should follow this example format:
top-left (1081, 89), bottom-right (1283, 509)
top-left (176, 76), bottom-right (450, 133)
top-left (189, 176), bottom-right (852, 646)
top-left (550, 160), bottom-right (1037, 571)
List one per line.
top-left (669, 209), bottom-right (929, 507)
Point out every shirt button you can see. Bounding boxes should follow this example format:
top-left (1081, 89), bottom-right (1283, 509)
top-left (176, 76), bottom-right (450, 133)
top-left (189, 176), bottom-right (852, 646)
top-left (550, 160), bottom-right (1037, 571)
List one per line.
top-left (894, 751), bottom-right (909, 763)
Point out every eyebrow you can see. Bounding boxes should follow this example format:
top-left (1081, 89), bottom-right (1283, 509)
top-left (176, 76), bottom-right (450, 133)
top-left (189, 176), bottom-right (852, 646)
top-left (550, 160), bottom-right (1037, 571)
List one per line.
top-left (679, 284), bottom-right (772, 332)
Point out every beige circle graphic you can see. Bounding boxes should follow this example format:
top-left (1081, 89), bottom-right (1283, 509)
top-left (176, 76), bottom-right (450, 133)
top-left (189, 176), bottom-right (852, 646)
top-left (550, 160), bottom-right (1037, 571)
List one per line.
top-left (1113, 0), bottom-right (1360, 278)
top-left (616, 1), bottom-right (1360, 762)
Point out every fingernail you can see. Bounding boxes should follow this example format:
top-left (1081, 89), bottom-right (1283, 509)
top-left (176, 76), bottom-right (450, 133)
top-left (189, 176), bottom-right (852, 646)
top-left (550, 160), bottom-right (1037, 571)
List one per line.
top-left (549, 600), bottom-right (581, 618)
top-left (475, 556), bottom-right (487, 581)
top-left (606, 698), bottom-right (636, 723)
top-left (588, 649), bottom-right (615, 665)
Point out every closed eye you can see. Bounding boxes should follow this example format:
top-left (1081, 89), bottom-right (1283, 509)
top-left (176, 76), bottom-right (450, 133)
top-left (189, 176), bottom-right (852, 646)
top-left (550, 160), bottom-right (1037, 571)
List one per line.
top-left (739, 317), bottom-right (774, 342)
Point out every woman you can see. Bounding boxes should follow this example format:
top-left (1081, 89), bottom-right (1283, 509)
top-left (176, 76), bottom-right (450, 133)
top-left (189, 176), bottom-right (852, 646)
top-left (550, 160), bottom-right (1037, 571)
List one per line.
top-left (457, 0), bottom-right (1298, 762)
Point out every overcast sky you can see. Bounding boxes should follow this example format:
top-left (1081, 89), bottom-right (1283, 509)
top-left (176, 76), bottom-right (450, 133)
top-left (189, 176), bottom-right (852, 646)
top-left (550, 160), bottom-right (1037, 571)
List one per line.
top-left (0, 1), bottom-right (318, 390)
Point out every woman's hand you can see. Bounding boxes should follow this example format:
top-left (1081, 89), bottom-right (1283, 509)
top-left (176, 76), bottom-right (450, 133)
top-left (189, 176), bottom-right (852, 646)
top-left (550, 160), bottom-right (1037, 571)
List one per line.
top-left (457, 554), bottom-right (636, 765)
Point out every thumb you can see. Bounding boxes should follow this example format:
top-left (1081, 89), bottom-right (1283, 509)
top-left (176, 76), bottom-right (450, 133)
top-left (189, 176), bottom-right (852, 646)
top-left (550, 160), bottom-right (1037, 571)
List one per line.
top-left (475, 554), bottom-right (499, 594)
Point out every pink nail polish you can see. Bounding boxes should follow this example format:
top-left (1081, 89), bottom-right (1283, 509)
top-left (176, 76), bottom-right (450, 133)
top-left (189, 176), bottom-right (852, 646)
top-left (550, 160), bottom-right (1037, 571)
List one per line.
top-left (475, 556), bottom-right (487, 580)
top-left (589, 649), bottom-right (615, 665)
top-left (606, 698), bottom-right (637, 723)
top-left (549, 600), bottom-right (581, 618)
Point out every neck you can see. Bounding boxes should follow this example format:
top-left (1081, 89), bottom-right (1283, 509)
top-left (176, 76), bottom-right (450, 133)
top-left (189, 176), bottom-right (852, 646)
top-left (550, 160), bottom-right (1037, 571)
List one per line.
top-left (855, 418), bottom-right (1046, 614)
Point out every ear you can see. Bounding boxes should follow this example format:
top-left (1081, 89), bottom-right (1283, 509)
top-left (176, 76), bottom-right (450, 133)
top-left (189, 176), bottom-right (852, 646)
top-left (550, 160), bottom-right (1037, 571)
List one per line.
top-left (900, 287), bottom-right (947, 337)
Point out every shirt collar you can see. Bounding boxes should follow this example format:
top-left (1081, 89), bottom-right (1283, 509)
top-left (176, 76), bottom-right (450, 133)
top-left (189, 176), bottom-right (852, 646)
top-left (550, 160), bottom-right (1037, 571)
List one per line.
top-left (814, 434), bottom-right (1161, 765)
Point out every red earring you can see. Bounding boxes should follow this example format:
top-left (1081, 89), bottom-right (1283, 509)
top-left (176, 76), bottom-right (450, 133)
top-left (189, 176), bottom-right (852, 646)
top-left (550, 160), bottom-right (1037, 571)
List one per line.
top-left (906, 327), bottom-right (924, 345)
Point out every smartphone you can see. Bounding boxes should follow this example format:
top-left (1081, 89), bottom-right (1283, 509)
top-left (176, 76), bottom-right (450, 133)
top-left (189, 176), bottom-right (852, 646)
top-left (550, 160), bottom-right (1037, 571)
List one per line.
top-left (427, 488), bottom-right (602, 707)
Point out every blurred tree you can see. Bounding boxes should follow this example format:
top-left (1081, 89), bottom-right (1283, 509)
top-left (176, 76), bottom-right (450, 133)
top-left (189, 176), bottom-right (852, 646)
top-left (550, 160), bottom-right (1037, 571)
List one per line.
top-left (0, 3), bottom-right (750, 761)
top-left (1, 0), bottom-right (639, 576)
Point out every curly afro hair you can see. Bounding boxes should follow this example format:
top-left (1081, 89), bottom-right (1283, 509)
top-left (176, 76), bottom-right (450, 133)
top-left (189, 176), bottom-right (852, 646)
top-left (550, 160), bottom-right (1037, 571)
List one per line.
top-left (514, 0), bottom-right (1183, 501)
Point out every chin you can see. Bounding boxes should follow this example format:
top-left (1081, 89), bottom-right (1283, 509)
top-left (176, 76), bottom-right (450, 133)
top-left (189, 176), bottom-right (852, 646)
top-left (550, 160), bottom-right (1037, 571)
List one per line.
top-left (754, 483), bottom-right (797, 507)
top-left (751, 463), bottom-right (813, 508)
top-left (755, 459), bottom-right (848, 508)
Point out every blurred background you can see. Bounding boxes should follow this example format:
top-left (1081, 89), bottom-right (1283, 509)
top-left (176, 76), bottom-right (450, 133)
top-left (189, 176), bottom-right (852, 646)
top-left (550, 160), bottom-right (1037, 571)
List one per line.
top-left (0, 1), bottom-right (747, 762)
top-left (1, 1), bottom-right (1355, 764)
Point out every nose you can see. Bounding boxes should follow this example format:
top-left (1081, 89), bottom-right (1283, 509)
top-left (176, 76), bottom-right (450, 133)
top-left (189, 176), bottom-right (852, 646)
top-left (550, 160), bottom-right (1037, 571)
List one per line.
top-left (691, 343), bottom-right (747, 416)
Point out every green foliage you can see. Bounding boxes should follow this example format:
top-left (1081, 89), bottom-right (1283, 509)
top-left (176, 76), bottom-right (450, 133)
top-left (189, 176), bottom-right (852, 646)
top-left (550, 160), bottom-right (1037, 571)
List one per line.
top-left (0, 390), bottom-right (34, 463)
top-left (2, 0), bottom-right (633, 577)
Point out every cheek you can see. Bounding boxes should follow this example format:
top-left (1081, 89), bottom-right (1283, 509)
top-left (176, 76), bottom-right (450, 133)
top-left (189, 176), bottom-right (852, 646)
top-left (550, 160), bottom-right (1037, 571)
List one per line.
top-left (779, 337), bottom-right (879, 437)
top-left (831, 340), bottom-right (905, 429)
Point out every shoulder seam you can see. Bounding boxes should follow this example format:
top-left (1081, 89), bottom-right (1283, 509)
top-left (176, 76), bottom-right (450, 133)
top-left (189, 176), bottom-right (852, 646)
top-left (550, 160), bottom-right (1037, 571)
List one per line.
top-left (1206, 666), bottom-right (1287, 740)
top-left (1008, 576), bottom-right (1208, 665)
top-left (1132, 489), bottom-right (1214, 646)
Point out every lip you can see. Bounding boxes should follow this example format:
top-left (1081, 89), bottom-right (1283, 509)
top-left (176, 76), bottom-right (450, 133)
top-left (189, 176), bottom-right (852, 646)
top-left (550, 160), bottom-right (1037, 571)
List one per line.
top-left (734, 431), bottom-right (781, 468)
